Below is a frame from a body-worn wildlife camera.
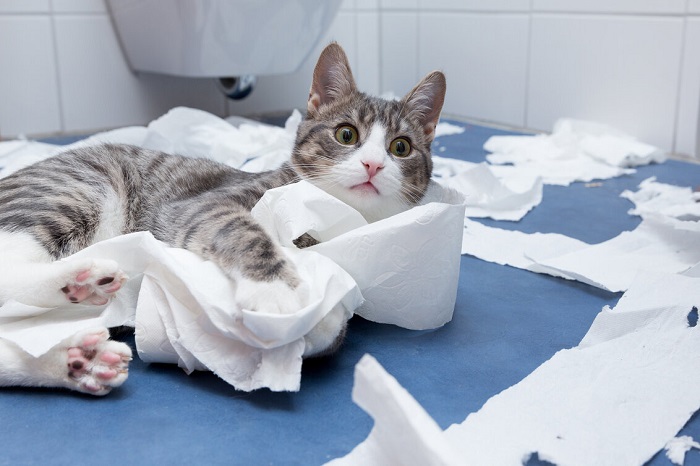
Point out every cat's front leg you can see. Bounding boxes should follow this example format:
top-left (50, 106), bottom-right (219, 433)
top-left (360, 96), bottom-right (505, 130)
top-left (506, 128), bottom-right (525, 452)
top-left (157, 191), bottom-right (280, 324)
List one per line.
top-left (231, 269), bottom-right (308, 316)
top-left (176, 206), bottom-right (308, 315)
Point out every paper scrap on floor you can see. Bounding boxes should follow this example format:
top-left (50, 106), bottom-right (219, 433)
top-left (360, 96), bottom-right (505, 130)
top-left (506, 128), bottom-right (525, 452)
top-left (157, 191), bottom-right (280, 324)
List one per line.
top-left (483, 118), bottom-right (666, 186)
top-left (329, 270), bottom-right (700, 465)
top-left (665, 436), bottom-right (700, 465)
top-left (461, 176), bottom-right (700, 293)
top-left (0, 107), bottom-right (466, 391)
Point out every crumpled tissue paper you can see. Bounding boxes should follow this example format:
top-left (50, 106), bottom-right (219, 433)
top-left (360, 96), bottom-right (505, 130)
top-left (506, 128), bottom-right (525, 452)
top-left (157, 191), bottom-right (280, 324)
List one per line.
top-left (484, 118), bottom-right (666, 186)
top-left (434, 121), bottom-right (465, 138)
top-left (0, 178), bottom-right (465, 390)
top-left (665, 436), bottom-right (700, 465)
top-left (433, 158), bottom-right (543, 221)
top-left (253, 181), bottom-right (466, 330)
top-left (142, 106), bottom-right (301, 172)
top-left (0, 127), bottom-right (148, 178)
top-left (621, 176), bottom-right (700, 221)
top-left (328, 270), bottom-right (700, 465)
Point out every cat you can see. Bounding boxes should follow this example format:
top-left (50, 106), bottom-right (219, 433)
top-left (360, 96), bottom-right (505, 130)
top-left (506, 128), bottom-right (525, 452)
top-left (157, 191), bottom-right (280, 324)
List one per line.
top-left (0, 43), bottom-right (446, 395)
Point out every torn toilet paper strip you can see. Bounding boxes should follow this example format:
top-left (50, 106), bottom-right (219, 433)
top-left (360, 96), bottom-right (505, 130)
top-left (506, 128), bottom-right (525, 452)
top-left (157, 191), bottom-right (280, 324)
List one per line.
top-left (329, 271), bottom-right (700, 465)
top-left (462, 214), bottom-right (700, 293)
top-left (444, 270), bottom-right (700, 465)
top-left (325, 354), bottom-right (462, 466)
top-left (531, 215), bottom-right (700, 292)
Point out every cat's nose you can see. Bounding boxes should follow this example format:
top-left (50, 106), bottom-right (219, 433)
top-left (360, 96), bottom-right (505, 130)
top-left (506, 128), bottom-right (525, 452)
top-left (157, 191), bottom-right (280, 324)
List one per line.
top-left (362, 160), bottom-right (384, 178)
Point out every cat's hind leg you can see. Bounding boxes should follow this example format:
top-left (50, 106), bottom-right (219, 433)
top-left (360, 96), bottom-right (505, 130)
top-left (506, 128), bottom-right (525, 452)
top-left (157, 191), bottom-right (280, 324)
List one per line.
top-left (0, 327), bottom-right (131, 395)
top-left (0, 231), bottom-right (128, 308)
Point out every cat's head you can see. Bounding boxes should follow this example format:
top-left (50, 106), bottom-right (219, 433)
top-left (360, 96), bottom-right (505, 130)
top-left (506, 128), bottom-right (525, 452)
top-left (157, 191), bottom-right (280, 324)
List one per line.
top-left (291, 42), bottom-right (446, 222)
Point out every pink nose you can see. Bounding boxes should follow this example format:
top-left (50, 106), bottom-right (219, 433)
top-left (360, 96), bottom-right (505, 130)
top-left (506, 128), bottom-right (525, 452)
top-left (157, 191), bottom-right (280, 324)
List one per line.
top-left (363, 160), bottom-right (384, 178)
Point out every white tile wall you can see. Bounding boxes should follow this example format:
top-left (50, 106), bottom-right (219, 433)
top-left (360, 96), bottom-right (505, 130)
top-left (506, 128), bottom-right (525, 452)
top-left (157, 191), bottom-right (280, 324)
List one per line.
top-left (1, 0), bottom-right (699, 157)
top-left (417, 0), bottom-right (529, 11)
top-left (53, 14), bottom-right (223, 133)
top-left (51, 0), bottom-right (106, 13)
top-left (0, 16), bottom-right (61, 137)
top-left (356, 11), bottom-right (381, 95)
top-left (381, 0), bottom-right (418, 9)
top-left (226, 11), bottom-right (360, 117)
top-left (690, 0), bottom-right (700, 15)
top-left (381, 12), bottom-right (419, 96)
top-left (0, 2), bottom-right (226, 138)
top-left (676, 18), bottom-right (700, 157)
top-left (0, 0), bottom-right (50, 13)
top-left (419, 13), bottom-right (529, 127)
top-left (527, 15), bottom-right (683, 150)
top-left (356, 0), bottom-right (380, 10)
top-left (533, 0), bottom-right (686, 14)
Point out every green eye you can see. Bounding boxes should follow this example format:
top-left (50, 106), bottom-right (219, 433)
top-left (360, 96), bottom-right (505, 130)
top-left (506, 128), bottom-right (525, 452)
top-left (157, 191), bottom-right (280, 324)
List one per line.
top-left (335, 125), bottom-right (358, 145)
top-left (389, 137), bottom-right (411, 157)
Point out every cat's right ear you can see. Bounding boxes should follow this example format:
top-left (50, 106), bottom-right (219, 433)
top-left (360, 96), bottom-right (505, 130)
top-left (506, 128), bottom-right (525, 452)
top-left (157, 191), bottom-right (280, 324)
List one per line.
top-left (308, 42), bottom-right (357, 116)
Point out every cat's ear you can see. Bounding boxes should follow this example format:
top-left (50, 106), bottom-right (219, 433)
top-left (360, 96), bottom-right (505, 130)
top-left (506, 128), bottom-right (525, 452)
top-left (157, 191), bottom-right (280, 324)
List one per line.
top-left (402, 71), bottom-right (446, 141)
top-left (308, 42), bottom-right (357, 115)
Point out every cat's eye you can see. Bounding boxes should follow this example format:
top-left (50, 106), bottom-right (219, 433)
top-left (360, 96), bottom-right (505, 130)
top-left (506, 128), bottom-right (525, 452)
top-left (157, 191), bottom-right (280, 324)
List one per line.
top-left (389, 137), bottom-right (411, 157)
top-left (335, 125), bottom-right (358, 145)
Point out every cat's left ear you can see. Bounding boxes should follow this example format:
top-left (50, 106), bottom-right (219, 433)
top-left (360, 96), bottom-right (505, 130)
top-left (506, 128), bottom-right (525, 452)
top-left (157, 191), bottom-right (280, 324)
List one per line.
top-left (402, 71), bottom-right (446, 141)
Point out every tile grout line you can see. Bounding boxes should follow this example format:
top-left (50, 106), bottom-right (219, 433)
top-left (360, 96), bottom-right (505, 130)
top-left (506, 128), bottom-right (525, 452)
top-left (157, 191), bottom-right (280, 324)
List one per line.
top-left (671, 1), bottom-right (690, 156)
top-left (48, 1), bottom-right (66, 134)
top-left (522, 0), bottom-right (534, 130)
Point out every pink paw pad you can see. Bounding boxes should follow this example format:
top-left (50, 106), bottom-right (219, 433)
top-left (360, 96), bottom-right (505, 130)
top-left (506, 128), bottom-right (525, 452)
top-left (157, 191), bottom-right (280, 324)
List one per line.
top-left (59, 262), bottom-right (128, 306)
top-left (65, 328), bottom-right (132, 396)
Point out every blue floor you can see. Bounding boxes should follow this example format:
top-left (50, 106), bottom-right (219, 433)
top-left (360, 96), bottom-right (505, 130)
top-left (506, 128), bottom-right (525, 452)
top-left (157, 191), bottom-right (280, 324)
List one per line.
top-left (1, 119), bottom-right (699, 465)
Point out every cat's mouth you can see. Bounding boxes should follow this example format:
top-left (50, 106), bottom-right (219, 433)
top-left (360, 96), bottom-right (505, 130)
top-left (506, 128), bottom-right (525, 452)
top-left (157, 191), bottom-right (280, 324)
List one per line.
top-left (350, 181), bottom-right (380, 195)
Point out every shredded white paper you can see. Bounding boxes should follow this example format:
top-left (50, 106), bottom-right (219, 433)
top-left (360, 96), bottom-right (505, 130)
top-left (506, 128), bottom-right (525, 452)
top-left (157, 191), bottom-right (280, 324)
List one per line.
top-left (484, 118), bottom-right (666, 186)
top-left (434, 121), bottom-right (466, 138)
top-left (433, 158), bottom-right (543, 221)
top-left (665, 436), bottom-right (700, 465)
top-left (621, 176), bottom-right (700, 221)
top-left (329, 271), bottom-right (700, 465)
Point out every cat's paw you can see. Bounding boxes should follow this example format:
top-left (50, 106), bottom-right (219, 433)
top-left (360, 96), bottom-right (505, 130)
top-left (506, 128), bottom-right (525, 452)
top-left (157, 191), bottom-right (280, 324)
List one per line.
top-left (303, 305), bottom-right (351, 357)
top-left (235, 277), bottom-right (308, 315)
top-left (64, 328), bottom-right (131, 395)
top-left (59, 259), bottom-right (128, 306)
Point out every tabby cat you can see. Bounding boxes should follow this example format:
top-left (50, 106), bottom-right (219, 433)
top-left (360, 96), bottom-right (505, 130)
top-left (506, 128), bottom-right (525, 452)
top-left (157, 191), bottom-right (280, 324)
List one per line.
top-left (0, 43), bottom-right (446, 395)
